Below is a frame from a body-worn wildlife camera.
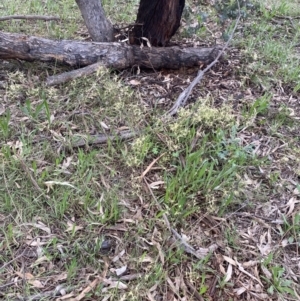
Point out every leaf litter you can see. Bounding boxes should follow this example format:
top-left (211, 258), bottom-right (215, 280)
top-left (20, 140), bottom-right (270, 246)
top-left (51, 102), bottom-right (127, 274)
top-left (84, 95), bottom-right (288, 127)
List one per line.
top-left (0, 0), bottom-right (300, 300)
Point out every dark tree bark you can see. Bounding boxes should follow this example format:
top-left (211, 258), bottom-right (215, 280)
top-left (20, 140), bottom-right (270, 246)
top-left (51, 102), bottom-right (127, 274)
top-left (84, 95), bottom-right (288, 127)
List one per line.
top-left (75, 0), bottom-right (113, 42)
top-left (130, 0), bottom-right (185, 46)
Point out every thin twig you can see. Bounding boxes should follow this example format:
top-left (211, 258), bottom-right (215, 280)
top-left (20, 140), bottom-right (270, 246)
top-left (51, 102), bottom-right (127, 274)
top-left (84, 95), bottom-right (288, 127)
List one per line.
top-left (15, 153), bottom-right (48, 198)
top-left (140, 152), bottom-right (165, 180)
top-left (46, 62), bottom-right (105, 86)
top-left (0, 15), bottom-right (60, 22)
top-left (71, 130), bottom-right (138, 147)
top-left (0, 253), bottom-right (24, 271)
top-left (166, 14), bottom-right (242, 117)
top-left (274, 14), bottom-right (300, 20)
top-left (13, 285), bottom-right (74, 301)
top-left (185, 279), bottom-right (205, 301)
top-left (0, 236), bottom-right (37, 271)
top-left (144, 179), bottom-right (217, 260)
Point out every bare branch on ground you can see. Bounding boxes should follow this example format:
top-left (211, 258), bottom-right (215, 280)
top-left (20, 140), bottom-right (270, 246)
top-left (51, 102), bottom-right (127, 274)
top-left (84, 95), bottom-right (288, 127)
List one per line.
top-left (166, 14), bottom-right (242, 116)
top-left (71, 130), bottom-right (138, 147)
top-left (0, 15), bottom-right (60, 21)
top-left (46, 62), bottom-right (105, 86)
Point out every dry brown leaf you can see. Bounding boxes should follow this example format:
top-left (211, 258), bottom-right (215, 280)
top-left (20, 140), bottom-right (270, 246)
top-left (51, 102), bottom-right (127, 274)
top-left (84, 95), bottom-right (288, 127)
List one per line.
top-left (219, 263), bottom-right (226, 275)
top-left (235, 258), bottom-right (263, 286)
top-left (113, 265), bottom-right (127, 276)
top-left (65, 221), bottom-right (83, 233)
top-left (166, 276), bottom-right (182, 300)
top-left (112, 249), bottom-right (125, 262)
top-left (129, 79), bottom-right (141, 86)
top-left (224, 263), bottom-right (233, 283)
top-left (260, 265), bottom-right (272, 280)
top-left (21, 222), bottom-right (51, 234)
top-left (100, 121), bottom-right (110, 130)
top-left (74, 277), bottom-right (101, 301)
top-left (242, 260), bottom-right (258, 267)
top-left (56, 292), bottom-right (75, 300)
top-left (233, 286), bottom-right (247, 295)
top-left (119, 273), bottom-right (142, 281)
top-left (140, 152), bottom-right (165, 180)
top-left (258, 230), bottom-right (272, 255)
top-left (149, 180), bottom-right (164, 189)
top-left (151, 239), bottom-right (164, 265)
top-left (56, 293), bottom-right (74, 300)
top-left (101, 278), bottom-right (127, 292)
top-left (53, 273), bottom-right (68, 282)
top-left (284, 197), bottom-right (298, 217)
top-left (28, 279), bottom-right (44, 288)
top-left (146, 291), bottom-right (156, 301)
top-left (223, 255), bottom-right (236, 266)
top-left (15, 272), bottom-right (34, 279)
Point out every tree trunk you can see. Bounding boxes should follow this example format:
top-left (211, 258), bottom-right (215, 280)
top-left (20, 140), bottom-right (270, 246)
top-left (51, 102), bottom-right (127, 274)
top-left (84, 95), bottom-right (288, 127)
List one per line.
top-left (75, 0), bottom-right (113, 42)
top-left (0, 31), bottom-right (219, 70)
top-left (130, 0), bottom-right (185, 46)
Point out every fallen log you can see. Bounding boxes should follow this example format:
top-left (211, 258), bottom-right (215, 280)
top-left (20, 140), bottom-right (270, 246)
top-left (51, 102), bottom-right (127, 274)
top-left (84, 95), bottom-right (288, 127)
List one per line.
top-left (0, 31), bottom-right (220, 70)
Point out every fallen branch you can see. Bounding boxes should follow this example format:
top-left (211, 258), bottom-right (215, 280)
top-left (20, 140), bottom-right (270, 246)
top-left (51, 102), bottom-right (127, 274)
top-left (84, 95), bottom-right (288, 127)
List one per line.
top-left (166, 14), bottom-right (242, 116)
top-left (0, 15), bottom-right (60, 22)
top-left (46, 61), bottom-right (104, 86)
top-left (71, 130), bottom-right (138, 147)
top-left (0, 31), bottom-right (220, 85)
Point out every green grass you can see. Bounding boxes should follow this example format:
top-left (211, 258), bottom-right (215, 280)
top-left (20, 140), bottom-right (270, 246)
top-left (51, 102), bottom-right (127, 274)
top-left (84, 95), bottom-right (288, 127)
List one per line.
top-left (0, 0), bottom-right (300, 300)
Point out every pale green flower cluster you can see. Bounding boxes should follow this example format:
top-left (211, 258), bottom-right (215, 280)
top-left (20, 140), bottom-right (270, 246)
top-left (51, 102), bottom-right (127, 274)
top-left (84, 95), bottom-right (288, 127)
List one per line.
top-left (126, 135), bottom-right (153, 167)
top-left (188, 102), bottom-right (233, 127)
top-left (168, 100), bottom-right (234, 147)
top-left (126, 100), bottom-right (235, 166)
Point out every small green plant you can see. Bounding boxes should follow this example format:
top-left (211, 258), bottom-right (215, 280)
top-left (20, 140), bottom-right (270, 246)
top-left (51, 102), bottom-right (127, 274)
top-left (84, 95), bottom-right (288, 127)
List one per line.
top-left (262, 254), bottom-right (296, 297)
top-left (67, 258), bottom-right (79, 280)
top-left (224, 226), bottom-right (239, 249)
top-left (267, 266), bottom-right (295, 296)
top-left (250, 94), bottom-right (271, 116)
top-left (54, 191), bottom-right (70, 218)
top-left (163, 126), bottom-right (256, 219)
top-left (43, 98), bottom-right (52, 126)
top-left (281, 213), bottom-right (300, 246)
top-left (98, 191), bottom-right (121, 224)
top-left (125, 134), bottom-right (155, 167)
top-left (20, 99), bottom-right (49, 122)
top-left (0, 109), bottom-right (11, 139)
